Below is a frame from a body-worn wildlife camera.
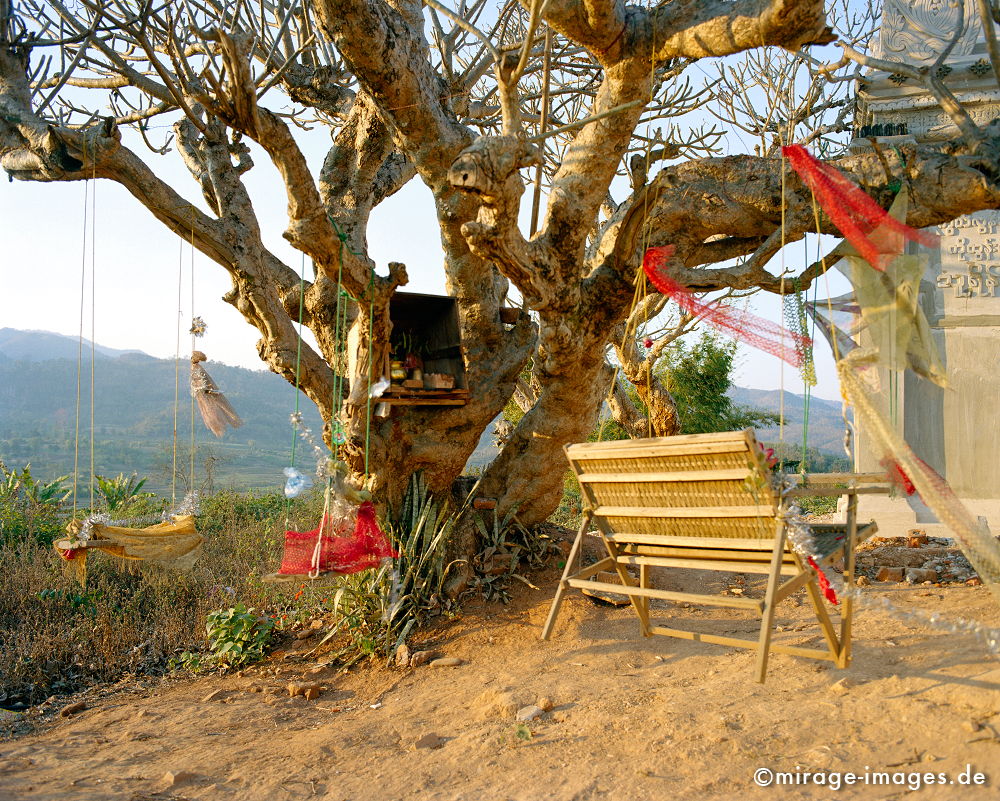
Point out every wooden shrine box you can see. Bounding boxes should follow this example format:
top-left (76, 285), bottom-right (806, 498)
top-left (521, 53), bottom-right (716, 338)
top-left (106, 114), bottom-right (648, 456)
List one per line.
top-left (383, 291), bottom-right (469, 407)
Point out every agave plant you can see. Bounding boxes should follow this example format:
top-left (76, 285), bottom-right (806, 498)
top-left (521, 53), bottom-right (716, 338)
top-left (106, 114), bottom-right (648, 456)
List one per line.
top-left (311, 472), bottom-right (462, 662)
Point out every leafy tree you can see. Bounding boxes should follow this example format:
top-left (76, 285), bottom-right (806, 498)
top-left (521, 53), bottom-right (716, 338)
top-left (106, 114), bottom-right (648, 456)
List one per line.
top-left (662, 335), bottom-right (779, 434)
top-left (2, 0), bottom-right (997, 556)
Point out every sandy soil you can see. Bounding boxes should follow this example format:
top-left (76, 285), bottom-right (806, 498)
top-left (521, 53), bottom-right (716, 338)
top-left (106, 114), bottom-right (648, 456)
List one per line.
top-left (2, 532), bottom-right (998, 801)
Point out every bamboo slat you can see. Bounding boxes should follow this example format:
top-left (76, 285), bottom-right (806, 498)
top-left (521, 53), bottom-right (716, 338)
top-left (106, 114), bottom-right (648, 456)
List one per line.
top-left (646, 626), bottom-right (838, 662)
top-left (617, 553), bottom-right (800, 576)
top-left (564, 578), bottom-right (765, 611)
top-left (595, 504), bottom-right (775, 519)
top-left (605, 533), bottom-right (777, 550)
top-left (575, 468), bottom-right (751, 484)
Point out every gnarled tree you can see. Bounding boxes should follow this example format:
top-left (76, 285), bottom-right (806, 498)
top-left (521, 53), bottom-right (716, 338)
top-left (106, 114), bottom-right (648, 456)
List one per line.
top-left (3, 0), bottom-right (1000, 558)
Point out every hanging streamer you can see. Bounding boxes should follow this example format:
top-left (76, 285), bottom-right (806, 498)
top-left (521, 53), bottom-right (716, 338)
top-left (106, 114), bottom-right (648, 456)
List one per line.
top-left (838, 353), bottom-right (1000, 603)
top-left (782, 144), bottom-right (939, 271)
top-left (642, 245), bottom-right (810, 368)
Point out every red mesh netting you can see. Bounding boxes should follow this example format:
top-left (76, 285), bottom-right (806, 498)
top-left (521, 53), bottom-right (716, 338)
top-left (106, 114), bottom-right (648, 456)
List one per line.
top-left (277, 501), bottom-right (398, 576)
top-left (882, 458), bottom-right (917, 496)
top-left (782, 144), bottom-right (939, 271)
top-left (642, 245), bottom-right (809, 368)
top-left (808, 556), bottom-right (839, 605)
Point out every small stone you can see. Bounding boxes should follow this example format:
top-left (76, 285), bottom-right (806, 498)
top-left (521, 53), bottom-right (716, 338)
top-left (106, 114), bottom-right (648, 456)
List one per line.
top-left (303, 687), bottom-right (320, 701)
top-left (294, 629), bottom-right (314, 640)
top-left (967, 577), bottom-right (983, 586)
top-left (160, 770), bottom-right (196, 788)
top-left (394, 643), bottom-right (411, 668)
top-left (429, 657), bottom-right (463, 668)
top-left (963, 720), bottom-right (982, 733)
top-left (409, 651), bottom-right (435, 667)
top-left (828, 678), bottom-right (851, 696)
top-left (537, 697), bottom-right (554, 712)
top-left (876, 566), bottom-right (904, 582)
top-left (287, 681), bottom-right (323, 698)
top-left (201, 689), bottom-right (227, 703)
top-left (414, 732), bottom-right (443, 749)
top-left (310, 618), bottom-right (324, 630)
top-left (907, 531), bottom-right (928, 548)
top-left (905, 568), bottom-right (938, 584)
top-left (471, 689), bottom-right (521, 719)
top-left (515, 705), bottom-right (544, 722)
top-left (856, 576), bottom-right (870, 587)
top-left (248, 685), bottom-right (263, 693)
top-left (60, 701), bottom-right (87, 718)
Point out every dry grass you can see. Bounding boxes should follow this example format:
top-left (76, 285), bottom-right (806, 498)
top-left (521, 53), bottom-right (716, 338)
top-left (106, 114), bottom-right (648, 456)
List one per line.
top-left (0, 489), bottom-right (324, 707)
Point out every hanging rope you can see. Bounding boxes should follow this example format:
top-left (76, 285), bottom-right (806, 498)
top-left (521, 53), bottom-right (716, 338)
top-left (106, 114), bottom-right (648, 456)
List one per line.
top-left (171, 241), bottom-right (183, 506)
top-left (282, 252), bottom-right (308, 528)
top-left (189, 228), bottom-right (196, 491)
top-left (72, 177), bottom-right (89, 518)
top-left (275, 220), bottom-right (386, 580)
top-left (89, 165), bottom-right (96, 511)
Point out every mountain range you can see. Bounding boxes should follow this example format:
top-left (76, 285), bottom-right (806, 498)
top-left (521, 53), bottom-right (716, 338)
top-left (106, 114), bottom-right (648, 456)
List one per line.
top-left (0, 329), bottom-right (848, 495)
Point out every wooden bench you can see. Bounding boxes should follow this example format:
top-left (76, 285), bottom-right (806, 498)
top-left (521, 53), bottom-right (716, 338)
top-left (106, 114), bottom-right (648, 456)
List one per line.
top-left (541, 430), bottom-right (885, 682)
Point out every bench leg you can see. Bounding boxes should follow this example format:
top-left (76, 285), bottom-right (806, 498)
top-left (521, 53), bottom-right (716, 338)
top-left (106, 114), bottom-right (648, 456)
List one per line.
top-left (838, 493), bottom-right (859, 668)
top-left (754, 523), bottom-right (787, 683)
top-left (639, 563), bottom-right (651, 637)
top-left (541, 513), bottom-right (591, 641)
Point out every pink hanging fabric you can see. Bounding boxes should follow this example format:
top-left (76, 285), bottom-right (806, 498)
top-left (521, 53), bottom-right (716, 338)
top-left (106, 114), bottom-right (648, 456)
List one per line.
top-left (642, 245), bottom-right (809, 368)
top-left (782, 144), bottom-right (939, 270)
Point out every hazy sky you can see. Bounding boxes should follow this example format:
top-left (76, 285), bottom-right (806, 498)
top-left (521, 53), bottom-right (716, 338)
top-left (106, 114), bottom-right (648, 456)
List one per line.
top-left (0, 111), bottom-right (849, 403)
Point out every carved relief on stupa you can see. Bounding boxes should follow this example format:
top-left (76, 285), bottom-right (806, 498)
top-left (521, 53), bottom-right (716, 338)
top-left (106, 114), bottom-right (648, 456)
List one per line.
top-left (875, 0), bottom-right (982, 63)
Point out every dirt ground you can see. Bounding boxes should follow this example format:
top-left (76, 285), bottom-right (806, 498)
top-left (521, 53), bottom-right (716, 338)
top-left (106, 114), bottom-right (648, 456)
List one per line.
top-left (2, 532), bottom-right (998, 801)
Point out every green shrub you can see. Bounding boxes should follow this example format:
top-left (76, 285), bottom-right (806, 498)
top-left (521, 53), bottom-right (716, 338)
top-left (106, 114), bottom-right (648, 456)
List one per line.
top-left (174, 604), bottom-right (275, 671)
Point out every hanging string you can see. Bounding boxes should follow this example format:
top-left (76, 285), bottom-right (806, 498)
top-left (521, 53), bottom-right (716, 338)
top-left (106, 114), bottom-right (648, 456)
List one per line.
top-left (283, 252), bottom-right (307, 528)
top-left (89, 163), bottom-right (96, 511)
top-left (778, 147), bottom-right (789, 457)
top-left (606, 13), bottom-right (661, 441)
top-left (364, 271), bottom-right (375, 477)
top-left (171, 241), bottom-right (183, 506)
top-left (189, 228), bottom-right (196, 491)
top-left (72, 177), bottom-right (89, 518)
top-left (799, 278), bottom-right (819, 470)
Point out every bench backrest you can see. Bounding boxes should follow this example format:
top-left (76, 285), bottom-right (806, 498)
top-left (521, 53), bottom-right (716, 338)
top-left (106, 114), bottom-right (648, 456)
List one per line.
top-left (565, 430), bottom-right (779, 542)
